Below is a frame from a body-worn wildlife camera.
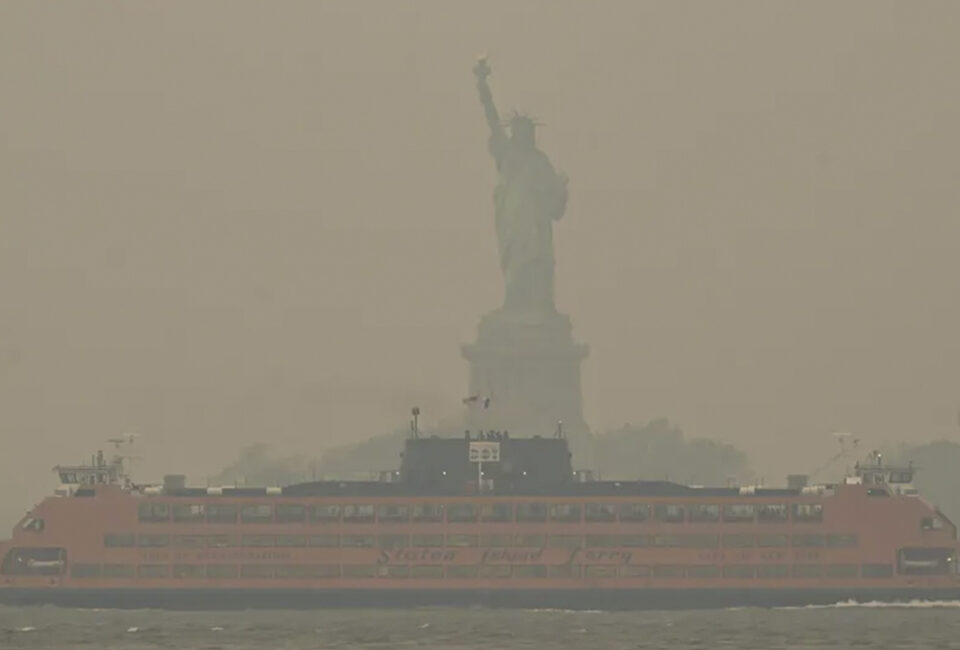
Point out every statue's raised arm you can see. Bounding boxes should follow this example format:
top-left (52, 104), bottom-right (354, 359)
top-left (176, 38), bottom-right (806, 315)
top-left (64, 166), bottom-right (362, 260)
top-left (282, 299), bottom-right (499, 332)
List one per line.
top-left (474, 57), bottom-right (507, 161)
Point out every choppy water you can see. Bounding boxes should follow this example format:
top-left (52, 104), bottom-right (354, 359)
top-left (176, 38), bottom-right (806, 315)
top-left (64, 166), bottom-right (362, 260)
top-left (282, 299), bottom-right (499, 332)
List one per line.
top-left (3, 601), bottom-right (960, 649)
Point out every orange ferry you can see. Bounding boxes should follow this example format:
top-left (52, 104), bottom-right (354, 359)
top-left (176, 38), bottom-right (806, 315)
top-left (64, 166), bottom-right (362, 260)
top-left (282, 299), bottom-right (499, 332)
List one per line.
top-left (2, 428), bottom-right (958, 609)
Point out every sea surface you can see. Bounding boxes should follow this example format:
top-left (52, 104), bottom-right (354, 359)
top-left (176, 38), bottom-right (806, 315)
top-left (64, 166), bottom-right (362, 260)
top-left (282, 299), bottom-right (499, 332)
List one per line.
top-left (3, 601), bottom-right (960, 649)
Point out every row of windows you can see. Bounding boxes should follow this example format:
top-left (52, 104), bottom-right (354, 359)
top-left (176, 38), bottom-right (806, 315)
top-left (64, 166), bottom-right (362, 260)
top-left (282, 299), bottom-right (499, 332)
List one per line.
top-left (138, 502), bottom-right (824, 524)
top-left (71, 562), bottom-right (894, 580)
top-left (105, 532), bottom-right (859, 550)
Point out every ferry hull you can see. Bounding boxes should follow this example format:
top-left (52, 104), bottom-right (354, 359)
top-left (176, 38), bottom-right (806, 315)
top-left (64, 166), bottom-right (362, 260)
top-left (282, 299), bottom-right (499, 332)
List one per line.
top-left (3, 587), bottom-right (960, 610)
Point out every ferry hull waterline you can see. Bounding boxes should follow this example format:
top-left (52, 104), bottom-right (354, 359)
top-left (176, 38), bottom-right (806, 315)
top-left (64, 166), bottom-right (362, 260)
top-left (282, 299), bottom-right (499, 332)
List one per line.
top-left (1, 432), bottom-right (958, 610)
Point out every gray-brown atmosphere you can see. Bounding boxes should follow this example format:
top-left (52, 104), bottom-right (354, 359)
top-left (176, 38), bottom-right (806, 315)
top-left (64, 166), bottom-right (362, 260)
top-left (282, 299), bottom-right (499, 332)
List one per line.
top-left (1, 1), bottom-right (959, 529)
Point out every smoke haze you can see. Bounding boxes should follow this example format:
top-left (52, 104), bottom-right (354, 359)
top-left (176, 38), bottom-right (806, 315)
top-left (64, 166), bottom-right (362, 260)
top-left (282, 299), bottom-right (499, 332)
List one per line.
top-left (1, 1), bottom-right (959, 527)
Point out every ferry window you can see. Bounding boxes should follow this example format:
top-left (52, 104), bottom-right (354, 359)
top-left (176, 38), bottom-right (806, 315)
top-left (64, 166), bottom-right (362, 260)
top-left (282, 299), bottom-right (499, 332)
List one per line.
top-left (276, 565), bottom-right (314, 579)
top-left (276, 535), bottom-right (309, 547)
top-left (1, 548), bottom-right (66, 576)
top-left (447, 534), bottom-right (478, 547)
top-left (378, 534), bottom-right (409, 549)
top-left (722, 565), bottom-right (755, 578)
top-left (689, 504), bottom-right (720, 522)
top-left (516, 503), bottom-right (548, 522)
top-left (311, 565), bottom-right (340, 578)
top-left (173, 564), bottom-right (204, 578)
top-left (241, 535), bottom-right (275, 547)
top-left (757, 565), bottom-right (789, 579)
top-left (309, 534), bottom-right (340, 548)
top-left (757, 534), bottom-right (789, 548)
top-left (410, 565), bottom-right (444, 579)
top-left (757, 504), bottom-right (788, 523)
top-left (651, 565), bottom-right (683, 578)
top-left (792, 564), bottom-right (822, 578)
top-left (378, 504), bottom-right (410, 523)
top-left (275, 504), bottom-right (306, 523)
top-left (412, 534), bottom-right (444, 548)
top-left (620, 534), bottom-right (652, 547)
top-left (447, 503), bottom-right (478, 522)
top-left (618, 565), bottom-right (649, 578)
top-left (549, 504), bottom-right (581, 522)
top-left (516, 534), bottom-right (545, 547)
top-left (862, 563), bottom-right (893, 578)
top-left (549, 564), bottom-right (581, 578)
top-left (240, 504), bottom-right (274, 523)
top-left (207, 535), bottom-right (238, 548)
top-left (791, 534), bottom-right (824, 548)
top-left (685, 565), bottom-right (721, 578)
top-left (653, 534), bottom-right (683, 548)
top-left (342, 534), bottom-right (375, 548)
top-left (478, 565), bottom-right (511, 578)
top-left (548, 534), bottom-right (582, 548)
top-left (311, 504), bottom-right (341, 522)
top-left (206, 564), bottom-right (238, 579)
top-left (479, 534), bottom-right (514, 547)
top-left (480, 503), bottom-right (512, 522)
top-left (889, 471), bottom-right (913, 484)
top-left (654, 504), bottom-right (686, 523)
top-left (342, 565), bottom-right (377, 578)
top-left (722, 534), bottom-right (755, 548)
top-left (585, 503), bottom-right (617, 522)
top-left (412, 503), bottom-right (445, 523)
top-left (824, 564), bottom-right (858, 578)
top-left (342, 504), bottom-right (375, 523)
top-left (240, 565), bottom-right (276, 578)
top-left (447, 565), bottom-right (480, 578)
top-left (722, 504), bottom-right (755, 523)
top-left (138, 534), bottom-right (170, 548)
top-left (172, 504), bottom-right (205, 522)
top-left (138, 502), bottom-right (169, 522)
top-left (826, 534), bottom-right (858, 548)
top-left (22, 518), bottom-right (44, 532)
top-left (172, 535), bottom-right (206, 548)
top-left (684, 534), bottom-right (721, 549)
top-left (898, 548), bottom-right (957, 575)
top-left (382, 565), bottom-right (409, 578)
top-left (619, 503), bottom-right (651, 522)
top-left (104, 533), bottom-right (136, 547)
top-left (513, 565), bottom-right (547, 578)
top-left (792, 503), bottom-right (823, 522)
top-left (137, 564), bottom-right (168, 578)
top-left (102, 564), bottom-right (135, 578)
top-left (206, 504), bottom-right (238, 523)
top-left (584, 565), bottom-right (618, 578)
top-left (586, 535), bottom-right (618, 548)
top-left (71, 564), bottom-right (101, 578)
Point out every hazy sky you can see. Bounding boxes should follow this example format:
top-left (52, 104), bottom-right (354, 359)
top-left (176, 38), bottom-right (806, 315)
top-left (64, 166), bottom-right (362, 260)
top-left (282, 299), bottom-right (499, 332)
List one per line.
top-left (2, 1), bottom-right (959, 528)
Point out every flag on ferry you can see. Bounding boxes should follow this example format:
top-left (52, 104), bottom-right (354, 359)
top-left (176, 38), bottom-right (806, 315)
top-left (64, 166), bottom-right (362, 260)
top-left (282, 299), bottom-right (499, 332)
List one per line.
top-left (462, 395), bottom-right (491, 409)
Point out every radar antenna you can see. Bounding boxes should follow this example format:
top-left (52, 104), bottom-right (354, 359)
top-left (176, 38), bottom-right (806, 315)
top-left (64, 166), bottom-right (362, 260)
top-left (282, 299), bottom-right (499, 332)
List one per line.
top-left (809, 431), bottom-right (860, 480)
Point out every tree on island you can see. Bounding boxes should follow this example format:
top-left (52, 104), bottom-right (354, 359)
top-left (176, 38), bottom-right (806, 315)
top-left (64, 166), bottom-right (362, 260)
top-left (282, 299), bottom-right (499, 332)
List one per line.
top-left (889, 440), bottom-right (960, 525)
top-left (594, 419), bottom-right (749, 485)
top-left (210, 419), bottom-right (750, 488)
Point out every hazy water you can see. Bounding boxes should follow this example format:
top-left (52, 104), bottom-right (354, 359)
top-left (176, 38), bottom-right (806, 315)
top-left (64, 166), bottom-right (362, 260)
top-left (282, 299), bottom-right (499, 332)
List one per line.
top-left (3, 602), bottom-right (960, 649)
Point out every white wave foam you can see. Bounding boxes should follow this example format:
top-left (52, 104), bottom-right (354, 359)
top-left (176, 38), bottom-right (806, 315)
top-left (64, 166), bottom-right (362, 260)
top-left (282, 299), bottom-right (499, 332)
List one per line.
top-left (521, 609), bottom-right (605, 614)
top-left (16, 626), bottom-right (36, 632)
top-left (779, 599), bottom-right (960, 610)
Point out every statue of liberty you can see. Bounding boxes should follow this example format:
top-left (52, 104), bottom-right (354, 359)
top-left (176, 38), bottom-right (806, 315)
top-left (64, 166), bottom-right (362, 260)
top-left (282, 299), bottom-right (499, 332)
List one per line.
top-left (474, 57), bottom-right (568, 314)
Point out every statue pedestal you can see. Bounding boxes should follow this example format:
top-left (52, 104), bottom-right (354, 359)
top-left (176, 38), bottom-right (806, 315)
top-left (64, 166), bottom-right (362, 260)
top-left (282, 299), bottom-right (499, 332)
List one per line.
top-left (461, 308), bottom-right (592, 466)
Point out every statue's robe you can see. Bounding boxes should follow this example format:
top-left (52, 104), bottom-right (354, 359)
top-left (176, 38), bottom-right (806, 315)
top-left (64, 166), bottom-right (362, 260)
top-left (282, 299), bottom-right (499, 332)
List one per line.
top-left (489, 134), bottom-right (567, 313)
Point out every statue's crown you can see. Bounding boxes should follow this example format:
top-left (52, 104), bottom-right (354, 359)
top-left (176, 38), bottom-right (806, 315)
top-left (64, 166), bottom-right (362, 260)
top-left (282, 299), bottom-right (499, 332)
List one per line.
top-left (502, 111), bottom-right (543, 128)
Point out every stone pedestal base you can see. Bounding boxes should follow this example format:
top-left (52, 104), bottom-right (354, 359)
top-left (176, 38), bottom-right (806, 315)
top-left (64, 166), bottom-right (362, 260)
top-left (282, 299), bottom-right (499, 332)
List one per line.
top-left (461, 308), bottom-right (592, 466)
